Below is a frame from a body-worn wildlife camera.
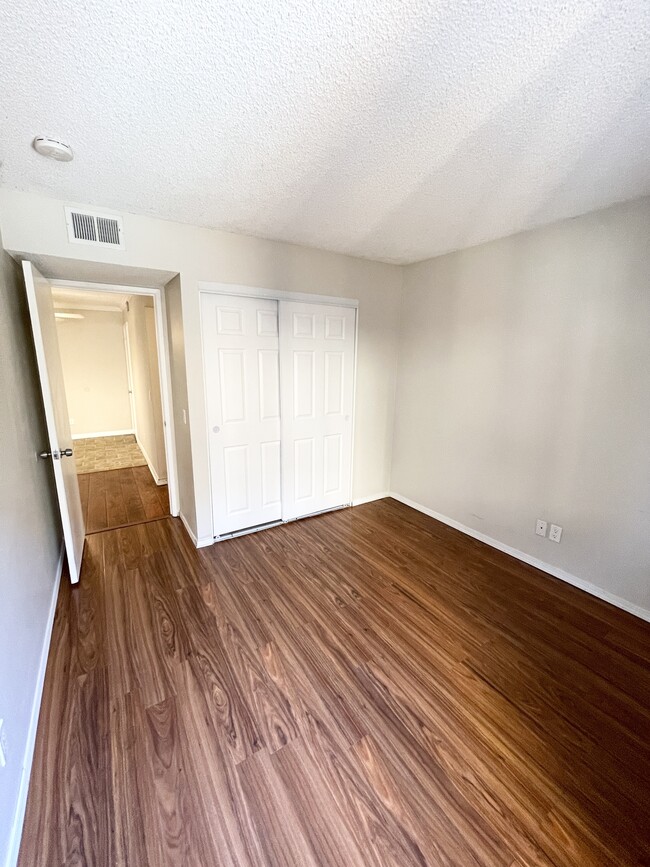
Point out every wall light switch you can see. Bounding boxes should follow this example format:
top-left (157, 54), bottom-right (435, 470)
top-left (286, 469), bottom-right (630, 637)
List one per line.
top-left (182, 409), bottom-right (187, 425)
top-left (535, 519), bottom-right (547, 537)
top-left (0, 719), bottom-right (6, 767)
top-left (549, 524), bottom-right (563, 543)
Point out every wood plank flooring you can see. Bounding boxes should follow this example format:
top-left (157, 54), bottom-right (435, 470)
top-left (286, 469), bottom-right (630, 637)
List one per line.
top-left (79, 466), bottom-right (169, 533)
top-left (18, 498), bottom-right (650, 866)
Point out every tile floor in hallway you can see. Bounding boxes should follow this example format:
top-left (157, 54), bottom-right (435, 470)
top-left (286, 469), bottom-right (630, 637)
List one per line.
top-left (74, 434), bottom-right (147, 474)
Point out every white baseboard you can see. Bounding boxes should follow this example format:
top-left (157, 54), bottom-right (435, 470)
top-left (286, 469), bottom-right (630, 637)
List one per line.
top-left (72, 428), bottom-right (134, 440)
top-left (135, 437), bottom-right (167, 486)
top-left (352, 492), bottom-right (390, 506)
top-left (179, 512), bottom-right (213, 549)
top-left (389, 493), bottom-right (650, 624)
top-left (5, 542), bottom-right (64, 867)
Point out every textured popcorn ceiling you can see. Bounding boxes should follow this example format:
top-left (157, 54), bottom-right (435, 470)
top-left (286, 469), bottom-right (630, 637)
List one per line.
top-left (1, 0), bottom-right (649, 264)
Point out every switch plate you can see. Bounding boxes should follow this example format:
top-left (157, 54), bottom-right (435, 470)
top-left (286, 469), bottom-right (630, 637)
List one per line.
top-left (535, 519), bottom-right (547, 537)
top-left (549, 524), bottom-right (563, 543)
top-left (0, 719), bottom-right (6, 767)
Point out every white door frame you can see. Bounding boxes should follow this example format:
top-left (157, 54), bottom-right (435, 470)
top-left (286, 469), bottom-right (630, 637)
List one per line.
top-left (122, 320), bottom-right (138, 435)
top-left (198, 282), bottom-right (359, 540)
top-left (51, 278), bottom-right (180, 517)
top-left (198, 282), bottom-right (359, 309)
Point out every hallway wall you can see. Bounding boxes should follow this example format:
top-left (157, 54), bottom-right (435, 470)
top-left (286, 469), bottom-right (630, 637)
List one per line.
top-left (124, 296), bottom-right (167, 483)
top-left (56, 308), bottom-right (132, 438)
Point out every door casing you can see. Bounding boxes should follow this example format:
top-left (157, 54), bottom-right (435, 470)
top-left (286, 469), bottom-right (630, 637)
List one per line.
top-left (38, 277), bottom-right (180, 518)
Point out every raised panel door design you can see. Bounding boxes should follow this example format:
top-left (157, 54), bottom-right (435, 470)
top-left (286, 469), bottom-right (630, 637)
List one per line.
top-left (223, 445), bottom-right (249, 514)
top-left (323, 433), bottom-right (342, 494)
top-left (257, 310), bottom-right (278, 336)
top-left (202, 294), bottom-right (281, 536)
top-left (217, 306), bottom-right (244, 335)
top-left (324, 352), bottom-right (344, 415)
top-left (325, 315), bottom-right (346, 340)
top-left (261, 440), bottom-right (281, 507)
top-left (294, 438), bottom-right (315, 501)
top-left (258, 350), bottom-right (280, 420)
top-left (219, 350), bottom-right (246, 423)
top-left (280, 301), bottom-right (356, 521)
top-left (293, 313), bottom-right (315, 338)
top-left (293, 351), bottom-right (315, 418)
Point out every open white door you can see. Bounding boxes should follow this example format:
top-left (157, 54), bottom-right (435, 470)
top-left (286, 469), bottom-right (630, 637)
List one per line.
top-left (23, 261), bottom-right (85, 582)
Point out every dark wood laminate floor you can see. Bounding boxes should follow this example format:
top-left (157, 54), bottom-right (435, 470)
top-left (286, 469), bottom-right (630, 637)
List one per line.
top-left (79, 466), bottom-right (169, 533)
top-left (18, 498), bottom-right (650, 866)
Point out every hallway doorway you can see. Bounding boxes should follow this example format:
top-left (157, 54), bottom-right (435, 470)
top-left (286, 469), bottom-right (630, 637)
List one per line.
top-left (52, 285), bottom-right (172, 534)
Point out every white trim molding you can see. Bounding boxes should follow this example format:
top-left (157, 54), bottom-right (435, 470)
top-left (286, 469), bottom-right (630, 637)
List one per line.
top-left (389, 493), bottom-right (650, 624)
top-left (198, 281), bottom-right (359, 309)
top-left (5, 543), bottom-right (64, 867)
top-left (179, 512), bottom-right (213, 549)
top-left (72, 428), bottom-right (134, 440)
top-left (135, 437), bottom-right (167, 486)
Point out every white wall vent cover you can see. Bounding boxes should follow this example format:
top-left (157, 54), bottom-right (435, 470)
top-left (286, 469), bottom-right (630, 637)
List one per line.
top-left (64, 206), bottom-right (125, 249)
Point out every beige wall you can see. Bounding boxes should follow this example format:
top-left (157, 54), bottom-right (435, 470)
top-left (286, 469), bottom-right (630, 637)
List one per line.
top-left (392, 197), bottom-right (650, 614)
top-left (56, 308), bottom-right (132, 437)
top-left (125, 296), bottom-right (167, 482)
top-left (0, 228), bottom-right (61, 863)
top-left (164, 274), bottom-right (194, 527)
top-left (0, 188), bottom-right (403, 543)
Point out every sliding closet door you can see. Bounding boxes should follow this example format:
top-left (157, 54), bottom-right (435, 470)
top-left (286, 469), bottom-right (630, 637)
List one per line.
top-left (202, 294), bottom-right (282, 536)
top-left (280, 301), bottom-right (356, 520)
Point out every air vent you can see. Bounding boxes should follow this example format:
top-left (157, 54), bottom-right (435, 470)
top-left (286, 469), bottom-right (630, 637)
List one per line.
top-left (65, 207), bottom-right (125, 249)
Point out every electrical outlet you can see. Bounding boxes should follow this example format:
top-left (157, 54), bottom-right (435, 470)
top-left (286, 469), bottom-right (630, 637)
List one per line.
top-left (549, 524), bottom-right (563, 543)
top-left (0, 719), bottom-right (6, 767)
top-left (535, 519), bottom-right (547, 537)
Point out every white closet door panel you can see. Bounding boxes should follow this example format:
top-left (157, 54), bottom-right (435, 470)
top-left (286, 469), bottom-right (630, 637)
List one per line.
top-left (324, 433), bottom-right (343, 495)
top-left (219, 349), bottom-right (246, 422)
top-left (294, 437), bottom-right (316, 502)
top-left (280, 301), bottom-right (356, 520)
top-left (324, 351), bottom-right (344, 415)
top-left (261, 440), bottom-right (282, 506)
top-left (258, 350), bottom-right (280, 419)
top-left (294, 351), bottom-right (316, 417)
top-left (223, 445), bottom-right (249, 513)
top-left (202, 294), bottom-right (281, 535)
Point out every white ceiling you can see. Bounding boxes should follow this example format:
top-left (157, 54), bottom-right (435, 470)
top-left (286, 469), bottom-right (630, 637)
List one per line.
top-left (1, 0), bottom-right (649, 264)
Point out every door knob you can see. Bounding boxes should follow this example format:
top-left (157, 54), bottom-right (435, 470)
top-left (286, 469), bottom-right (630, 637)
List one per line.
top-left (39, 448), bottom-right (73, 460)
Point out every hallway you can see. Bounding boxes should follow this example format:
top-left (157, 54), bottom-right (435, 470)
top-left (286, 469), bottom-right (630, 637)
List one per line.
top-left (79, 466), bottom-right (169, 534)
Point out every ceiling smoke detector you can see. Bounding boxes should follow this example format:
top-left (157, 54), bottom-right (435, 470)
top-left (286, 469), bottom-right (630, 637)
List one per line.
top-left (33, 136), bottom-right (73, 162)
